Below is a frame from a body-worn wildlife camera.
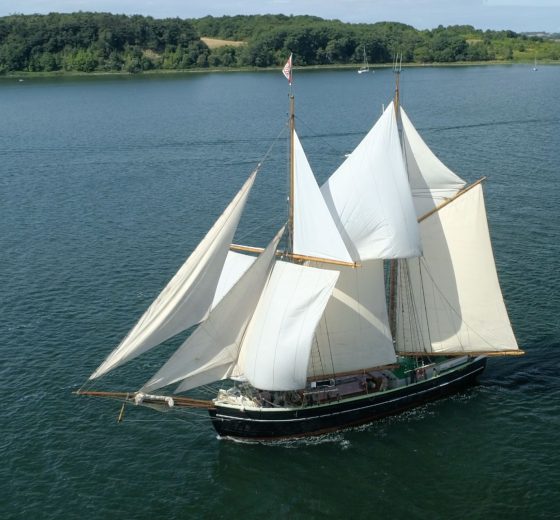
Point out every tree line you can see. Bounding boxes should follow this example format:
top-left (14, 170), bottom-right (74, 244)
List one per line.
top-left (1, 12), bottom-right (558, 74)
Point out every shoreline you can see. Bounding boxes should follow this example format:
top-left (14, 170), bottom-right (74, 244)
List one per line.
top-left (2, 60), bottom-right (558, 79)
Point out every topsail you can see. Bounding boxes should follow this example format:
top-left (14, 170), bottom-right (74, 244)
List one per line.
top-left (321, 103), bottom-right (421, 260)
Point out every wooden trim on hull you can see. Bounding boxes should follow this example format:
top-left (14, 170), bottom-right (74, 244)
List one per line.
top-left (209, 357), bottom-right (487, 440)
top-left (397, 351), bottom-right (524, 357)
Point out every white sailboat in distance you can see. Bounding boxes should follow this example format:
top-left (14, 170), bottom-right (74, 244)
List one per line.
top-left (358, 45), bottom-right (370, 74)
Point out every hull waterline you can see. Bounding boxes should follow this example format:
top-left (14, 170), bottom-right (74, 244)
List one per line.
top-left (209, 357), bottom-right (487, 440)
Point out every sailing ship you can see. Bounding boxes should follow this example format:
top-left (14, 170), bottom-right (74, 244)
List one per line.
top-left (358, 45), bottom-right (369, 74)
top-left (77, 58), bottom-right (522, 440)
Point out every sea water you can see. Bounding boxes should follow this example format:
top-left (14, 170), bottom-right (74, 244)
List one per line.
top-left (1, 65), bottom-right (559, 519)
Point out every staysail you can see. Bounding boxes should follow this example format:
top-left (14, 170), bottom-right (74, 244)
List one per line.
top-left (142, 227), bottom-right (284, 393)
top-left (90, 171), bottom-right (257, 380)
top-left (321, 102), bottom-right (421, 260)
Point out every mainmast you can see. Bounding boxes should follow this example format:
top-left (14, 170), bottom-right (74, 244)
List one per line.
top-left (388, 53), bottom-right (403, 339)
top-left (393, 53), bottom-right (402, 111)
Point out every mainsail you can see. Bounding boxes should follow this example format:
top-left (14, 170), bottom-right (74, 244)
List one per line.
top-left (395, 102), bottom-right (518, 354)
top-left (395, 183), bottom-right (518, 354)
top-left (90, 170), bottom-right (257, 380)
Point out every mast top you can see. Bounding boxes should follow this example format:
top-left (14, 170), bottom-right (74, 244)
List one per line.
top-left (393, 53), bottom-right (402, 111)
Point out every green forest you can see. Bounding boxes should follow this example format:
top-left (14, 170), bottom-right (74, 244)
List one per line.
top-left (1, 12), bottom-right (559, 74)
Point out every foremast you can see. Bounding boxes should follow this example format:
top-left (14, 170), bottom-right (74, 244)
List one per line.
top-left (288, 91), bottom-right (296, 255)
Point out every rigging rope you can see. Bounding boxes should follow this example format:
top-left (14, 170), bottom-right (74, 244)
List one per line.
top-left (234, 124), bottom-right (289, 245)
top-left (416, 256), bottom-right (501, 350)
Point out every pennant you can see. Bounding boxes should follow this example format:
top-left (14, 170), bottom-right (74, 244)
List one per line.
top-left (282, 53), bottom-right (292, 85)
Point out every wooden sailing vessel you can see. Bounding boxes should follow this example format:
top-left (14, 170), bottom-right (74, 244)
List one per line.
top-left (77, 57), bottom-right (522, 440)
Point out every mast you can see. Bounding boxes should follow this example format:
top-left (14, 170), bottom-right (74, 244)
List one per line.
top-left (288, 92), bottom-right (295, 254)
top-left (281, 53), bottom-right (295, 254)
top-left (393, 54), bottom-right (401, 112)
top-left (388, 53), bottom-right (403, 339)
top-left (230, 53), bottom-right (356, 270)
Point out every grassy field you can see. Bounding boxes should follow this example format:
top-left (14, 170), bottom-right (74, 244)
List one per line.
top-left (201, 37), bottom-right (246, 48)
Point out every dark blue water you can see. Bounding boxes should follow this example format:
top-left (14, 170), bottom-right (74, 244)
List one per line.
top-left (2, 66), bottom-right (559, 519)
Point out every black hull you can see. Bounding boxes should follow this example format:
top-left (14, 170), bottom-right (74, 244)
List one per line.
top-left (208, 357), bottom-right (487, 440)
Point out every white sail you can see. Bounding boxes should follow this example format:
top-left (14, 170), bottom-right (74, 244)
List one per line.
top-left (241, 261), bottom-right (339, 391)
top-left (90, 171), bottom-right (257, 380)
top-left (309, 260), bottom-right (396, 377)
top-left (400, 107), bottom-right (466, 216)
top-left (293, 131), bottom-right (353, 263)
top-left (395, 184), bottom-right (518, 354)
top-left (141, 227), bottom-right (284, 394)
top-left (321, 102), bottom-right (421, 260)
top-left (211, 251), bottom-right (256, 309)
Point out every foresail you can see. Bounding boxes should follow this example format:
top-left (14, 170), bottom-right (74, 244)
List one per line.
top-left (395, 184), bottom-right (518, 354)
top-left (400, 106), bottom-right (466, 216)
top-left (309, 260), bottom-right (396, 377)
top-left (240, 261), bottom-right (339, 391)
top-left (293, 131), bottom-right (353, 263)
top-left (90, 170), bottom-right (257, 380)
top-left (141, 226), bottom-right (284, 394)
top-left (321, 102), bottom-right (421, 260)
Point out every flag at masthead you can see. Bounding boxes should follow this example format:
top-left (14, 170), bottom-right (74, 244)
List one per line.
top-left (283, 53), bottom-right (293, 85)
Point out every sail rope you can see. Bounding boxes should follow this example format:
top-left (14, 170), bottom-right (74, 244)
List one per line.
top-left (121, 406), bottom-right (210, 426)
top-left (416, 258), bottom-right (433, 350)
top-left (396, 259), bottom-right (430, 357)
top-left (308, 336), bottom-right (320, 380)
top-left (323, 315), bottom-right (337, 380)
top-left (197, 384), bottom-right (221, 396)
top-left (416, 256), bottom-right (504, 351)
top-left (416, 259), bottom-right (439, 367)
top-left (294, 115), bottom-right (359, 175)
top-left (234, 124), bottom-right (289, 246)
